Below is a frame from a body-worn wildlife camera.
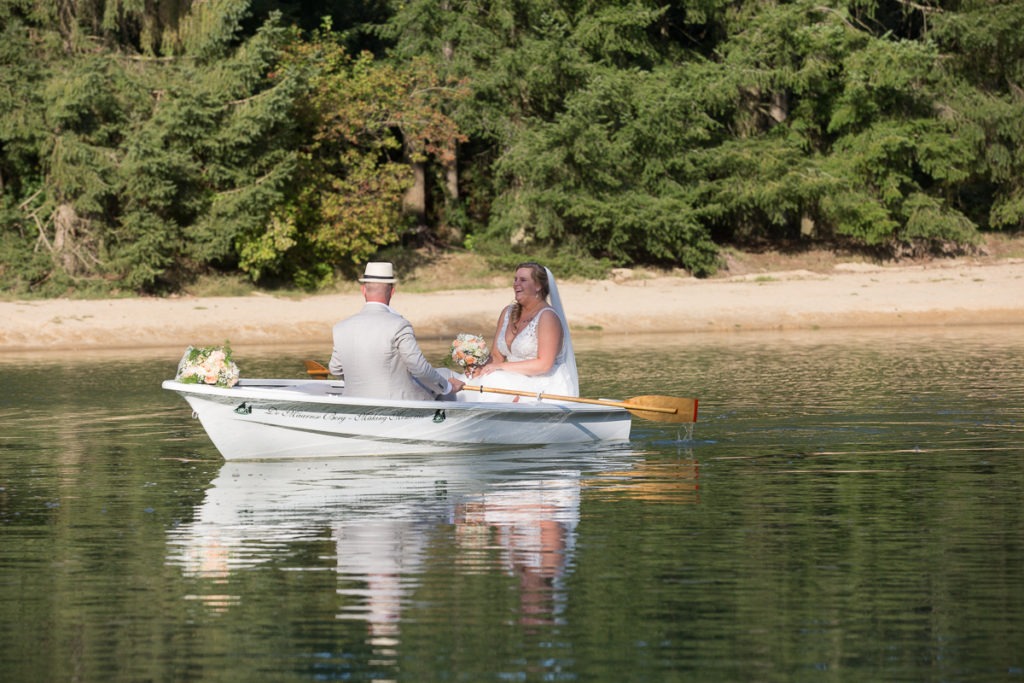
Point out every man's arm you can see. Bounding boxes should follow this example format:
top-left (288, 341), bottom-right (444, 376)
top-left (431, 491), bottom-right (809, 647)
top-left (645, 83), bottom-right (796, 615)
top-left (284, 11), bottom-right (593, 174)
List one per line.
top-left (394, 323), bottom-right (461, 395)
top-left (328, 324), bottom-right (345, 377)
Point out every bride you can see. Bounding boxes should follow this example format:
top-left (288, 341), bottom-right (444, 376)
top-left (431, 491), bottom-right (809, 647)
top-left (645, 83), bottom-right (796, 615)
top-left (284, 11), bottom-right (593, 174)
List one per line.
top-left (458, 262), bottom-right (578, 401)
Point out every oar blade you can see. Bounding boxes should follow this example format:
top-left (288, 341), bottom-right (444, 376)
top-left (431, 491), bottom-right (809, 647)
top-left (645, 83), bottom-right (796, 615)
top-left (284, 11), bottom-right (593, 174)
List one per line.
top-left (623, 395), bottom-right (699, 423)
top-left (304, 360), bottom-right (330, 379)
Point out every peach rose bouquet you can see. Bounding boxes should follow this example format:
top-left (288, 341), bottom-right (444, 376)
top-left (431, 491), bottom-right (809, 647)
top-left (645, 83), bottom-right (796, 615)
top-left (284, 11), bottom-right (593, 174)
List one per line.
top-left (449, 333), bottom-right (490, 372)
top-left (175, 342), bottom-right (240, 388)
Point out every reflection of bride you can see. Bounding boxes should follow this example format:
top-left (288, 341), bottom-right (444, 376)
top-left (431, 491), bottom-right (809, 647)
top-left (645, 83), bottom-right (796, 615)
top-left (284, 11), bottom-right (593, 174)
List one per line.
top-left (456, 262), bottom-right (579, 402)
top-left (166, 455), bottom-right (585, 636)
top-left (454, 477), bottom-right (579, 627)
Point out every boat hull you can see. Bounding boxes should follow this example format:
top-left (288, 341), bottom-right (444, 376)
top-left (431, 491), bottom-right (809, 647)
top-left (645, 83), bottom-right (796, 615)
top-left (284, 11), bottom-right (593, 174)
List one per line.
top-left (163, 379), bottom-right (632, 460)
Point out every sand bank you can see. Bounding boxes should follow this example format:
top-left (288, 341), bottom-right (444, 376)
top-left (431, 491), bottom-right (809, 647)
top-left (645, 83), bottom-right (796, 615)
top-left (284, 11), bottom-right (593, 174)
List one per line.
top-left (2, 258), bottom-right (1022, 352)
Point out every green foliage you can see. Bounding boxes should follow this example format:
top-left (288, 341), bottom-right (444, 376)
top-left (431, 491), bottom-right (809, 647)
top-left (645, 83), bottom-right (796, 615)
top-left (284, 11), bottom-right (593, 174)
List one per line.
top-left (476, 242), bottom-right (612, 281)
top-left (109, 13), bottom-right (305, 291)
top-left (693, 0), bottom-right (1008, 250)
top-left (0, 2), bottom-right (309, 293)
top-left (485, 63), bottom-right (721, 275)
top-left (254, 33), bottom-right (466, 288)
top-left (178, 0), bottom-right (254, 60)
top-left (0, 2), bottom-right (47, 193)
top-left (901, 192), bottom-right (977, 245)
top-left (932, 0), bottom-right (1024, 90)
top-left (384, 1), bottom-right (723, 274)
top-left (2, 0), bottom-right (1024, 296)
top-left (930, 1), bottom-right (1024, 231)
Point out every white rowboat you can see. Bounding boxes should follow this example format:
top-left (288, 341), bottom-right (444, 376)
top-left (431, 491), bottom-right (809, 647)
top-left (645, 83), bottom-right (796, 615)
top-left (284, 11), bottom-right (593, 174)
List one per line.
top-left (163, 378), bottom-right (634, 460)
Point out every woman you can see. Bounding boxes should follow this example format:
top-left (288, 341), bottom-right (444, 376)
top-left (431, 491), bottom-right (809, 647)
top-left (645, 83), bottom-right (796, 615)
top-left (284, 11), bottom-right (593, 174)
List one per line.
top-left (463, 262), bottom-right (578, 400)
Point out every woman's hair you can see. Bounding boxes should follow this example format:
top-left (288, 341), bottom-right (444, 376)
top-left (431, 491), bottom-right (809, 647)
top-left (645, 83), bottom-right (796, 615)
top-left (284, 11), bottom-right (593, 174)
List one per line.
top-left (511, 262), bottom-right (549, 329)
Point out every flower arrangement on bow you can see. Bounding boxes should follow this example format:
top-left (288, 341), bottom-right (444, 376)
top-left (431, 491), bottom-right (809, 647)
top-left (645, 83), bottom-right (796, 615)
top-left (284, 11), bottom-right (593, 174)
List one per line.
top-left (176, 342), bottom-right (240, 388)
top-left (449, 333), bottom-right (490, 371)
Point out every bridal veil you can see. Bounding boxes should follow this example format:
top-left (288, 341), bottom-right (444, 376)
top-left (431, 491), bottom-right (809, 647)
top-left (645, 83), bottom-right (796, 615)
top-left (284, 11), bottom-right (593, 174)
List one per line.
top-left (545, 267), bottom-right (579, 396)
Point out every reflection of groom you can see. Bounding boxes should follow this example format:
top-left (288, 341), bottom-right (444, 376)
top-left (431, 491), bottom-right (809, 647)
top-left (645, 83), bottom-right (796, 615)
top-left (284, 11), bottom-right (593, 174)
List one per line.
top-left (329, 262), bottom-right (464, 400)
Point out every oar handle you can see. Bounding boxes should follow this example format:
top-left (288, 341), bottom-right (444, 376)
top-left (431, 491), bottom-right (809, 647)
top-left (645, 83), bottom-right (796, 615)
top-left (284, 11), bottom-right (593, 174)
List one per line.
top-left (303, 360), bottom-right (698, 422)
top-left (462, 385), bottom-right (679, 415)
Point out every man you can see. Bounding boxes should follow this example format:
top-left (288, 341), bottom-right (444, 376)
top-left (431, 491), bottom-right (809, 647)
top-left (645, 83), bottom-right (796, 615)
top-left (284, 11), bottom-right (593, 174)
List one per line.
top-left (329, 262), bottom-right (464, 400)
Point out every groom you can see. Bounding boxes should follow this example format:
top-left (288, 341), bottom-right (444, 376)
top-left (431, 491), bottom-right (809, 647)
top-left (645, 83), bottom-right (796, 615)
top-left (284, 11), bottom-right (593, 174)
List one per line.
top-left (329, 262), bottom-right (464, 400)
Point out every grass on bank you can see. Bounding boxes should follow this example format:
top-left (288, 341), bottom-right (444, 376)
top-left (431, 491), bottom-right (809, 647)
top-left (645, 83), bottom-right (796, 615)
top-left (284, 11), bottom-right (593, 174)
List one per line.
top-left (4, 232), bottom-right (1021, 301)
top-left (186, 231), bottom-right (1024, 298)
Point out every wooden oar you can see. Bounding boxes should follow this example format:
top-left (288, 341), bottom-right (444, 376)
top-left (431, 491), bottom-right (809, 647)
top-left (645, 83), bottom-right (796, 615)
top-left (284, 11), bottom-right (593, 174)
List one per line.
top-left (304, 360), bottom-right (697, 423)
top-left (462, 385), bottom-right (698, 423)
top-left (304, 360), bottom-right (330, 379)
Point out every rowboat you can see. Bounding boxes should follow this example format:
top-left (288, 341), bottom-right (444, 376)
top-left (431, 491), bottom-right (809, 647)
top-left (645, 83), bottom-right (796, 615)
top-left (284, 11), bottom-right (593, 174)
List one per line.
top-left (163, 378), bottom-right (641, 460)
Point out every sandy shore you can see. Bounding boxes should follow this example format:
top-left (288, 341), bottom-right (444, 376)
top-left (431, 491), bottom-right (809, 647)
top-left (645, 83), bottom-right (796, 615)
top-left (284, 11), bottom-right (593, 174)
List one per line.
top-left (2, 257), bottom-right (1023, 352)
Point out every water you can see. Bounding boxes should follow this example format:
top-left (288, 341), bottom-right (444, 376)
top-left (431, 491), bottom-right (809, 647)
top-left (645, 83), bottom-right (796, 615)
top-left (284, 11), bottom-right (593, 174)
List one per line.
top-left (1, 327), bottom-right (1022, 682)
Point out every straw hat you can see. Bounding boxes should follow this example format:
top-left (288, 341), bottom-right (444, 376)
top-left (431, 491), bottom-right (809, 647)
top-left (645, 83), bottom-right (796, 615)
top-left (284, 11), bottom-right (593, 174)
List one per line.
top-left (359, 261), bottom-right (397, 283)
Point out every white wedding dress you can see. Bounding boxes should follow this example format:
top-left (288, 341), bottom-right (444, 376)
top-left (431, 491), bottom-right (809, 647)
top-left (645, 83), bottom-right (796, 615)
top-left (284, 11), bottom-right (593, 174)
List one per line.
top-left (455, 267), bottom-right (579, 402)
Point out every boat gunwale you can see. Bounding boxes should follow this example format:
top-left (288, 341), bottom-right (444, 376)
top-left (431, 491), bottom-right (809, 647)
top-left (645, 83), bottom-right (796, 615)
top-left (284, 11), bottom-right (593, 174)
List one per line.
top-left (161, 379), bottom-right (628, 416)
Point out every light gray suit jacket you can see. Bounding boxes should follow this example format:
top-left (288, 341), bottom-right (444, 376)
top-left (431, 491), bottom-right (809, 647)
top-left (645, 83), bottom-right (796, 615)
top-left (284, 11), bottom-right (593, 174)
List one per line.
top-left (328, 303), bottom-right (449, 400)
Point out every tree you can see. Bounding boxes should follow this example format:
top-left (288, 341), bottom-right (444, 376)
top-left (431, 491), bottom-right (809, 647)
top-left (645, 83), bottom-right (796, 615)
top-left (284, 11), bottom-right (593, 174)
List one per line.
top-left (0, 1), bottom-right (57, 287)
top-left (489, 63), bottom-right (721, 274)
top-left (930, 0), bottom-right (1024, 231)
top-left (384, 0), bottom-right (708, 268)
top-left (0, 0), bottom-right (309, 293)
top-left (113, 9), bottom-right (306, 290)
top-left (700, 1), bottom-right (977, 249)
top-left (382, 0), bottom-right (1023, 273)
top-left (248, 30), bottom-right (466, 288)
top-left (4, 0), bottom-right (1023, 294)
top-left (681, 0), bottom-right (1024, 255)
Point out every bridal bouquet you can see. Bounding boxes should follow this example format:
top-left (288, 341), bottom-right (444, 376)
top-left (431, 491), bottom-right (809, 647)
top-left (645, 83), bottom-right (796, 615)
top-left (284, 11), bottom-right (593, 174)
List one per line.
top-left (176, 342), bottom-right (240, 388)
top-left (450, 333), bottom-right (490, 371)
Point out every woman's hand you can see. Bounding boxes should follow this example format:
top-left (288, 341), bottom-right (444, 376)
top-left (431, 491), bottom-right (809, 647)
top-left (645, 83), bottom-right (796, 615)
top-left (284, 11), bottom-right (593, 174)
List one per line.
top-left (475, 360), bottom-right (504, 377)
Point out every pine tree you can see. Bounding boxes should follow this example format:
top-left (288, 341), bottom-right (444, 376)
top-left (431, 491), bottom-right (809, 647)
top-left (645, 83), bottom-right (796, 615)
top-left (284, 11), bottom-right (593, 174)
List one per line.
top-left (0, 0), bottom-right (308, 292)
top-left (0, 0), bottom-right (58, 288)
top-left (930, 0), bottom-right (1024, 231)
top-left (113, 7), bottom-right (305, 289)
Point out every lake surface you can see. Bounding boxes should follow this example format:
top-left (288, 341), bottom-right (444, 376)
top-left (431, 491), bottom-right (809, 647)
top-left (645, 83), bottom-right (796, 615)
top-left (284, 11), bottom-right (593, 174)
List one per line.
top-left (2, 327), bottom-right (1022, 682)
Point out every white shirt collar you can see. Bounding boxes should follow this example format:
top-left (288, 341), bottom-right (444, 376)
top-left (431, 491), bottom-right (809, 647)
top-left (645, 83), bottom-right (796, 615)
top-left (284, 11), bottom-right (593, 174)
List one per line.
top-left (365, 301), bottom-right (397, 314)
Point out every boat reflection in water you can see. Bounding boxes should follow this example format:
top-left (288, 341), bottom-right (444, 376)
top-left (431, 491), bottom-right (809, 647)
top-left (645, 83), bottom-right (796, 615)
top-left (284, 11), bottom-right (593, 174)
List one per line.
top-left (166, 447), bottom-right (640, 650)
